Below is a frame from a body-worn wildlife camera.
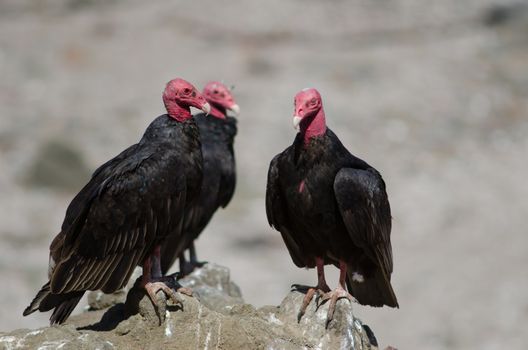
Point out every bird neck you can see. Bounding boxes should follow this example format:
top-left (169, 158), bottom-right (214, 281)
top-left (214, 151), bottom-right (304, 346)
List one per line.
top-left (209, 103), bottom-right (227, 120)
top-left (165, 100), bottom-right (192, 122)
top-left (301, 108), bottom-right (327, 146)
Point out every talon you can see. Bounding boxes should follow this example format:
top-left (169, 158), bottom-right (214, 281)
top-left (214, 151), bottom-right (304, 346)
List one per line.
top-left (298, 287), bottom-right (316, 320)
top-left (291, 284), bottom-right (303, 291)
top-left (190, 260), bottom-right (207, 269)
top-left (297, 285), bottom-right (330, 321)
top-left (297, 257), bottom-right (333, 322)
top-left (321, 287), bottom-right (356, 326)
top-left (177, 287), bottom-right (193, 297)
top-left (326, 293), bottom-right (338, 323)
top-left (145, 281), bottom-right (184, 307)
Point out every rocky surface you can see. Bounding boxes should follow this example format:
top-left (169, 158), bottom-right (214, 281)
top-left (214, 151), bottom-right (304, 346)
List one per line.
top-left (2, 1), bottom-right (528, 349)
top-left (0, 264), bottom-right (378, 350)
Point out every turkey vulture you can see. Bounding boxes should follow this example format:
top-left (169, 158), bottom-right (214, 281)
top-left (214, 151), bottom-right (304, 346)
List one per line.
top-left (23, 78), bottom-right (211, 325)
top-left (265, 88), bottom-right (398, 324)
top-left (160, 81), bottom-right (239, 276)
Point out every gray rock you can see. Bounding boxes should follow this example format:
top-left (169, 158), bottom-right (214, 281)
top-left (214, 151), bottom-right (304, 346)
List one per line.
top-left (0, 325), bottom-right (115, 350)
top-left (179, 263), bottom-right (244, 314)
top-left (272, 288), bottom-right (377, 350)
top-left (87, 289), bottom-right (127, 311)
top-left (1, 264), bottom-right (378, 350)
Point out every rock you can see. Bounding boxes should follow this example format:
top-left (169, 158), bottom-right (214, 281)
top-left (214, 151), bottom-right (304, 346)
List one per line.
top-left (179, 263), bottom-right (244, 314)
top-left (87, 263), bottom-right (244, 314)
top-left (123, 282), bottom-right (171, 327)
top-left (271, 288), bottom-right (377, 349)
top-left (0, 325), bottom-right (115, 350)
top-left (1, 264), bottom-right (379, 349)
top-left (87, 289), bottom-right (128, 311)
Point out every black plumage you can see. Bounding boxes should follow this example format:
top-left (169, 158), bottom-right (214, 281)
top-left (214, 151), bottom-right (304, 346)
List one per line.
top-left (24, 78), bottom-right (209, 324)
top-left (160, 114), bottom-right (237, 275)
top-left (266, 88), bottom-right (397, 322)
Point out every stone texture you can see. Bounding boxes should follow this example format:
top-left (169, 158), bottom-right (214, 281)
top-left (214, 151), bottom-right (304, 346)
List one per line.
top-left (179, 263), bottom-right (244, 314)
top-left (0, 264), bottom-right (378, 350)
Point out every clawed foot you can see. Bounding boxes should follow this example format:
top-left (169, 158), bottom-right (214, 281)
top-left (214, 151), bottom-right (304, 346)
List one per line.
top-left (292, 284), bottom-right (331, 322)
top-left (143, 277), bottom-right (193, 309)
top-left (320, 286), bottom-right (356, 326)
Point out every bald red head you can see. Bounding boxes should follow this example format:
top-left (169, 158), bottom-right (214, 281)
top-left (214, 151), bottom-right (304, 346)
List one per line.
top-left (163, 78), bottom-right (210, 122)
top-left (292, 88), bottom-right (326, 143)
top-left (293, 88), bottom-right (322, 120)
top-left (202, 81), bottom-right (240, 119)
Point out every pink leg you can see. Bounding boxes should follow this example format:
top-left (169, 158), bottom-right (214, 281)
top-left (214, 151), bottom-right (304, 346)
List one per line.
top-left (321, 260), bottom-right (356, 324)
top-left (140, 246), bottom-right (193, 308)
top-left (298, 257), bottom-right (331, 320)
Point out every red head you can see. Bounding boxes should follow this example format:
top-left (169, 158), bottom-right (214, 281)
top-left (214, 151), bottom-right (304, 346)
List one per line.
top-left (162, 78), bottom-right (211, 122)
top-left (293, 88), bottom-right (326, 143)
top-left (202, 81), bottom-right (240, 119)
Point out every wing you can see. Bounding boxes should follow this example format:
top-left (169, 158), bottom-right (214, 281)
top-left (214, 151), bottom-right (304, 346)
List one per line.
top-left (265, 154), bottom-right (305, 267)
top-left (49, 152), bottom-right (187, 295)
top-left (217, 118), bottom-right (237, 208)
top-left (216, 152), bottom-right (236, 208)
top-left (334, 167), bottom-right (393, 274)
top-left (61, 143), bottom-right (139, 233)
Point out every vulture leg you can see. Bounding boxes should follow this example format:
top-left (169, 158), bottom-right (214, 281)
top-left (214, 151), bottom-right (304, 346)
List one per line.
top-left (178, 252), bottom-right (188, 275)
top-left (297, 257), bottom-right (331, 321)
top-left (321, 260), bottom-right (356, 325)
top-left (188, 243), bottom-right (206, 269)
top-left (141, 246), bottom-right (193, 309)
top-left (178, 243), bottom-right (206, 278)
top-left (178, 252), bottom-right (194, 277)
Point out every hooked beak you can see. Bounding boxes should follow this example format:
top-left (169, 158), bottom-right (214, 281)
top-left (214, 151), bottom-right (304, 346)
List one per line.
top-left (229, 104), bottom-right (240, 116)
top-left (201, 102), bottom-right (211, 115)
top-left (292, 115), bottom-right (302, 131)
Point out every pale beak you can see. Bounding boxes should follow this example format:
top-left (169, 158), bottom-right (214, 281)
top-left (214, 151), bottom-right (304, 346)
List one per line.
top-left (293, 115), bottom-right (302, 130)
top-left (201, 102), bottom-right (211, 115)
top-left (229, 104), bottom-right (240, 116)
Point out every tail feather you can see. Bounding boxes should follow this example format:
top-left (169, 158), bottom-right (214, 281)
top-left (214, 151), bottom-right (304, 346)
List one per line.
top-left (23, 282), bottom-right (84, 325)
top-left (346, 267), bottom-right (399, 308)
top-left (23, 282), bottom-right (51, 316)
top-left (49, 293), bottom-right (84, 325)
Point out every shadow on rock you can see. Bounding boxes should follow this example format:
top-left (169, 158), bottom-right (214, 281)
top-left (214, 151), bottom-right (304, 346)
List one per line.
top-left (1, 263), bottom-right (380, 350)
top-left (78, 303), bottom-right (129, 332)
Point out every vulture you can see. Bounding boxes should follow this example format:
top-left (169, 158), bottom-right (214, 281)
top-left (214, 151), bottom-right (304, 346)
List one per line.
top-left (160, 81), bottom-right (239, 276)
top-left (265, 88), bottom-right (398, 323)
top-left (23, 78), bottom-right (211, 325)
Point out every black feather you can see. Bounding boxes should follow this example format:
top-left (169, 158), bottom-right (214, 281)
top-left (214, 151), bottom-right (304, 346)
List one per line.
top-left (265, 128), bottom-right (398, 308)
top-left (24, 114), bottom-right (203, 324)
top-left (160, 114), bottom-right (237, 274)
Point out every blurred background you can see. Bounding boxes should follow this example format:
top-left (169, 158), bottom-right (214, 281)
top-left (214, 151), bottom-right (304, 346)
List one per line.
top-left (1, 0), bottom-right (528, 349)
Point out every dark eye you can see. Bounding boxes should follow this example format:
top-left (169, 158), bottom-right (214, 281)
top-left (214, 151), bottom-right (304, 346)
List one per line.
top-left (183, 88), bottom-right (191, 94)
top-left (213, 90), bottom-right (219, 94)
top-left (192, 91), bottom-right (196, 97)
top-left (310, 98), bottom-right (317, 105)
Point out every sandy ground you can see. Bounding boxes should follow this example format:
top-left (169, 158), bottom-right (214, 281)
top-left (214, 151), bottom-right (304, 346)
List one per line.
top-left (1, 0), bottom-right (528, 349)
